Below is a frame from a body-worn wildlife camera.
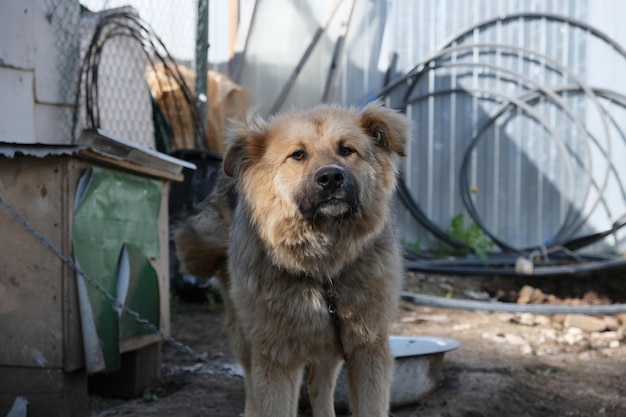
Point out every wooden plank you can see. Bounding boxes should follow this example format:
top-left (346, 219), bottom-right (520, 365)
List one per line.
top-left (157, 180), bottom-right (171, 338)
top-left (119, 333), bottom-right (161, 353)
top-left (229, 0), bottom-right (257, 83)
top-left (63, 158), bottom-right (87, 372)
top-left (89, 342), bottom-right (161, 398)
top-left (77, 128), bottom-right (194, 182)
top-left (0, 156), bottom-right (66, 368)
top-left (78, 149), bottom-right (184, 182)
top-left (229, 0), bottom-right (239, 57)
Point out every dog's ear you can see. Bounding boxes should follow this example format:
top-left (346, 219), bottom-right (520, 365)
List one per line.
top-left (359, 101), bottom-right (409, 156)
top-left (223, 118), bottom-right (267, 178)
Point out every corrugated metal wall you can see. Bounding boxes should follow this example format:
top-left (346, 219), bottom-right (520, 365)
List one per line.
top-left (240, 0), bottom-right (626, 254)
top-left (239, 0), bottom-right (387, 114)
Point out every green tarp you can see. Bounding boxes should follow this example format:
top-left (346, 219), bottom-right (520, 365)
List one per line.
top-left (73, 167), bottom-right (161, 372)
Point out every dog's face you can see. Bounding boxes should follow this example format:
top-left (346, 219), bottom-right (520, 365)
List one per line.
top-left (223, 102), bottom-right (409, 273)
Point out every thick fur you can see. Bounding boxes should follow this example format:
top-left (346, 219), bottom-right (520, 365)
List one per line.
top-left (175, 101), bottom-right (410, 417)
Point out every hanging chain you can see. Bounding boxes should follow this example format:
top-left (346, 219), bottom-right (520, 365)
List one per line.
top-left (0, 193), bottom-right (240, 379)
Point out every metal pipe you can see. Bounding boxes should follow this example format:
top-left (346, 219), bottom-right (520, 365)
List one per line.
top-left (194, 0), bottom-right (209, 150)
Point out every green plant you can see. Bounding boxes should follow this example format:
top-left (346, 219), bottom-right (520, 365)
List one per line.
top-left (406, 241), bottom-right (421, 253)
top-left (435, 213), bottom-right (494, 260)
top-left (143, 389), bottom-right (160, 403)
top-left (450, 213), bottom-right (493, 259)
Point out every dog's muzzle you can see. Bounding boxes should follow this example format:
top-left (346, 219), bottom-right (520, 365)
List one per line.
top-left (298, 165), bottom-right (359, 221)
top-left (315, 165), bottom-right (346, 193)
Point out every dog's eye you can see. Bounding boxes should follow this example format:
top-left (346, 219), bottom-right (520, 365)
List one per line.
top-left (338, 146), bottom-right (356, 157)
top-left (290, 150), bottom-right (307, 161)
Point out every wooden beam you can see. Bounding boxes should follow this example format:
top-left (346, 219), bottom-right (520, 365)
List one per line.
top-left (229, 0), bottom-right (258, 83)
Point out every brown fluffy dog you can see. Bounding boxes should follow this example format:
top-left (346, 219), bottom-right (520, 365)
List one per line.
top-left (175, 101), bottom-right (409, 417)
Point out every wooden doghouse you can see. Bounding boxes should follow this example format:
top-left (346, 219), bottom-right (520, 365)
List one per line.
top-left (0, 130), bottom-right (193, 417)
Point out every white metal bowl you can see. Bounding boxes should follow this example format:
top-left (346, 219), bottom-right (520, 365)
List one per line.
top-left (330, 335), bottom-right (460, 410)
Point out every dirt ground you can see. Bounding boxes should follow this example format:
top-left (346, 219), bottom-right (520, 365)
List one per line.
top-left (84, 271), bottom-right (626, 417)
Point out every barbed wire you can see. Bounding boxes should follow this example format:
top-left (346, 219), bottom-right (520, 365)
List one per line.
top-left (44, 0), bottom-right (209, 152)
top-left (73, 8), bottom-right (206, 151)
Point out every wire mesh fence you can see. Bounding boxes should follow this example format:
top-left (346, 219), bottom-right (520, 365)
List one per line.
top-left (43, 0), bottom-right (81, 144)
top-left (46, 0), bottom-right (209, 151)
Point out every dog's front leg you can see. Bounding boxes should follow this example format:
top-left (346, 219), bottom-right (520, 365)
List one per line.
top-left (249, 354), bottom-right (304, 417)
top-left (346, 336), bottom-right (393, 417)
top-left (307, 354), bottom-right (343, 417)
top-left (243, 373), bottom-right (259, 417)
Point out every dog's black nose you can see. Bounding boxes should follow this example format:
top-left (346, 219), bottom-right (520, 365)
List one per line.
top-left (315, 166), bottom-right (345, 191)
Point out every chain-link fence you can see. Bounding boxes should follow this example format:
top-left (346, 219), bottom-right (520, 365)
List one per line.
top-left (46, 0), bottom-right (209, 151)
top-left (43, 0), bottom-right (81, 144)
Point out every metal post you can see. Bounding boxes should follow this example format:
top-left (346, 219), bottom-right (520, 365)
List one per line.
top-left (195, 0), bottom-right (209, 150)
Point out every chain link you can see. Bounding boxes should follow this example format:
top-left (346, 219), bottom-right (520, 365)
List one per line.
top-left (0, 193), bottom-right (240, 379)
